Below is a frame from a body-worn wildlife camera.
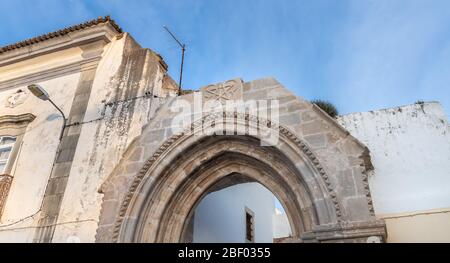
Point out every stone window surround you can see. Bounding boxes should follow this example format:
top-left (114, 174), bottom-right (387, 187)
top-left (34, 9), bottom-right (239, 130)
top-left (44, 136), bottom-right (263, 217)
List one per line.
top-left (0, 113), bottom-right (35, 219)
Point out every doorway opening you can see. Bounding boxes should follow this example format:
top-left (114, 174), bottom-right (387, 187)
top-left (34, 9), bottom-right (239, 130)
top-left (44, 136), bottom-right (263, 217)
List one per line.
top-left (184, 181), bottom-right (292, 243)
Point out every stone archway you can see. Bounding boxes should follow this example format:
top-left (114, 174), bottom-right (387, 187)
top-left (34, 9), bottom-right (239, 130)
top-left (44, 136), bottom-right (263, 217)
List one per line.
top-left (123, 136), bottom-right (328, 242)
top-left (97, 111), bottom-right (386, 243)
top-left (111, 113), bottom-right (344, 242)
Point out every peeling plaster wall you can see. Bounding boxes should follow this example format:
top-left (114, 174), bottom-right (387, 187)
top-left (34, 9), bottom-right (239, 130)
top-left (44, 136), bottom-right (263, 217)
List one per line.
top-left (0, 50), bottom-right (82, 242)
top-left (338, 102), bottom-right (450, 242)
top-left (53, 34), bottom-right (174, 242)
top-left (0, 30), bottom-right (176, 242)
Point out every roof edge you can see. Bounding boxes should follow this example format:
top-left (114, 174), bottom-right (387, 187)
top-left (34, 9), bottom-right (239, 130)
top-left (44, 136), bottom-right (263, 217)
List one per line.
top-left (0, 16), bottom-right (122, 55)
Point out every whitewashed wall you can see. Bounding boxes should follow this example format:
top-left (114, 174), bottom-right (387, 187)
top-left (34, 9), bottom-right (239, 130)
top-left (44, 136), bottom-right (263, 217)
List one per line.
top-left (0, 27), bottom-right (174, 242)
top-left (338, 102), bottom-right (450, 242)
top-left (0, 48), bottom-right (83, 242)
top-left (193, 183), bottom-right (275, 243)
top-left (273, 209), bottom-right (291, 239)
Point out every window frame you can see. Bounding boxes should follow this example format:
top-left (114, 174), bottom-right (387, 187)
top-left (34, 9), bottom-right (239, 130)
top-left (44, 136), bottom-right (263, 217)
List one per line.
top-left (0, 114), bottom-right (35, 220)
top-left (0, 136), bottom-right (17, 175)
top-left (245, 207), bottom-right (255, 243)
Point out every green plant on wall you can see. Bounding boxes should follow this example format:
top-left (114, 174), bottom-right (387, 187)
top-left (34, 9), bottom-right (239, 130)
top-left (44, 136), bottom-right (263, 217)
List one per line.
top-left (311, 99), bottom-right (339, 118)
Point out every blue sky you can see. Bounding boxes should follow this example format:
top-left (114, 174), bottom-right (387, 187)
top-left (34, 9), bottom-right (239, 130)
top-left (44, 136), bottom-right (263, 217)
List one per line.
top-left (1, 0), bottom-right (449, 115)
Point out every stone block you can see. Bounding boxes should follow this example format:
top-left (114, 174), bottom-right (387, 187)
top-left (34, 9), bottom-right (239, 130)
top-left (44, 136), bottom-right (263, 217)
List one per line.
top-left (125, 162), bottom-right (142, 175)
top-left (75, 79), bottom-right (94, 95)
top-left (68, 114), bottom-right (84, 125)
top-left (128, 147), bottom-right (143, 162)
top-left (342, 138), bottom-right (363, 155)
top-left (304, 134), bottom-right (327, 148)
top-left (52, 162), bottom-right (72, 178)
top-left (59, 134), bottom-right (80, 150)
top-left (67, 124), bottom-right (82, 136)
top-left (242, 89), bottom-right (268, 100)
top-left (301, 120), bottom-right (327, 135)
top-left (162, 118), bottom-right (176, 128)
top-left (301, 111), bottom-right (316, 122)
top-left (68, 102), bottom-right (89, 119)
top-left (56, 148), bottom-right (76, 163)
top-left (278, 95), bottom-right (297, 104)
top-left (326, 132), bottom-right (340, 144)
top-left (249, 78), bottom-right (280, 89)
top-left (352, 167), bottom-right (368, 196)
top-left (41, 194), bottom-right (63, 217)
top-left (99, 200), bottom-right (119, 225)
top-left (313, 198), bottom-right (331, 224)
top-left (44, 176), bottom-right (69, 195)
top-left (285, 101), bottom-right (305, 112)
top-left (279, 113), bottom-right (301, 126)
top-left (267, 87), bottom-right (293, 99)
top-left (73, 92), bottom-right (91, 104)
top-left (343, 196), bottom-right (371, 221)
top-left (243, 82), bottom-right (252, 92)
top-left (143, 129), bottom-right (166, 144)
top-left (336, 169), bottom-right (357, 197)
top-left (95, 225), bottom-right (113, 242)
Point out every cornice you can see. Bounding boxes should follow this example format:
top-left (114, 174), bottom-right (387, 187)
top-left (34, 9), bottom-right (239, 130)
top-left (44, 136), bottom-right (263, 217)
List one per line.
top-left (0, 56), bottom-right (101, 91)
top-left (0, 18), bottom-right (120, 67)
top-left (0, 113), bottom-right (36, 127)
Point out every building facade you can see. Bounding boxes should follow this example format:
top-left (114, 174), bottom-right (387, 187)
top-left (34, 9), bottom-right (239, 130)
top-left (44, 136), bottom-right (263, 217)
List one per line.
top-left (338, 102), bottom-right (450, 242)
top-left (192, 182), bottom-right (276, 243)
top-left (0, 17), bottom-right (447, 243)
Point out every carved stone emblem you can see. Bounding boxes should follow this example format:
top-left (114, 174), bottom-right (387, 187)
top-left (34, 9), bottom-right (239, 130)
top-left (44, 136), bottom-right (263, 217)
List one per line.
top-left (202, 79), bottom-right (243, 103)
top-left (5, 89), bottom-right (29, 108)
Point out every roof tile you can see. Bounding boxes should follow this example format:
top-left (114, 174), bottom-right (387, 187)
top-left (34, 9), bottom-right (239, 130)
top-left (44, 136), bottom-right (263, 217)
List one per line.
top-left (0, 16), bottom-right (122, 54)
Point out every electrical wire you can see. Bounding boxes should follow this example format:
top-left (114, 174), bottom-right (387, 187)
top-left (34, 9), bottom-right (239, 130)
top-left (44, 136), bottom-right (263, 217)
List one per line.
top-left (0, 217), bottom-right (97, 232)
top-left (0, 92), bottom-right (165, 229)
top-left (381, 209), bottom-right (450, 220)
top-left (0, 209), bottom-right (41, 228)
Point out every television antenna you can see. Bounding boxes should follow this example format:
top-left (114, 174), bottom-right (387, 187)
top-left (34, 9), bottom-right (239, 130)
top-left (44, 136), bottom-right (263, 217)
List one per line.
top-left (163, 26), bottom-right (186, 94)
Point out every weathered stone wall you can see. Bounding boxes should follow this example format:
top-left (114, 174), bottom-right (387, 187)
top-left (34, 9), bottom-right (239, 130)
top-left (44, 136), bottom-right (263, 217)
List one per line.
top-left (97, 77), bottom-right (385, 243)
top-left (242, 79), bottom-right (376, 222)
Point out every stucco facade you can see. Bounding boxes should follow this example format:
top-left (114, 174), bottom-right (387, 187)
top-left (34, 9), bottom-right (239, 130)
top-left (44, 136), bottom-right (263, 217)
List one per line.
top-left (338, 102), bottom-right (450, 242)
top-left (0, 17), bottom-right (178, 242)
top-left (0, 17), bottom-right (447, 243)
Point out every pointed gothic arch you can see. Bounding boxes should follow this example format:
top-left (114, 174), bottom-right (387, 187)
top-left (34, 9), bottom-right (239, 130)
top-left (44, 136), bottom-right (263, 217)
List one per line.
top-left (97, 112), bottom-right (385, 243)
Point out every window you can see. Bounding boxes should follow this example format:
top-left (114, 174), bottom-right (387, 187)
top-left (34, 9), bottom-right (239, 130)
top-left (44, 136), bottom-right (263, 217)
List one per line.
top-left (245, 207), bottom-right (255, 243)
top-left (0, 136), bottom-right (16, 174)
top-left (0, 113), bottom-right (35, 219)
top-left (0, 136), bottom-right (17, 219)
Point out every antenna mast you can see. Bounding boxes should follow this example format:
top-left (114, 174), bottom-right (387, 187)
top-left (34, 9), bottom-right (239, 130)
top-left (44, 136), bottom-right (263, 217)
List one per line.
top-left (163, 26), bottom-right (186, 94)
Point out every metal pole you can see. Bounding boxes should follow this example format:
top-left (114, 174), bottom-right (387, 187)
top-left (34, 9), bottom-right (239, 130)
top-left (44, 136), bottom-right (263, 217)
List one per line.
top-left (163, 26), bottom-right (186, 93)
top-left (179, 44), bottom-right (185, 93)
top-left (48, 98), bottom-right (67, 141)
